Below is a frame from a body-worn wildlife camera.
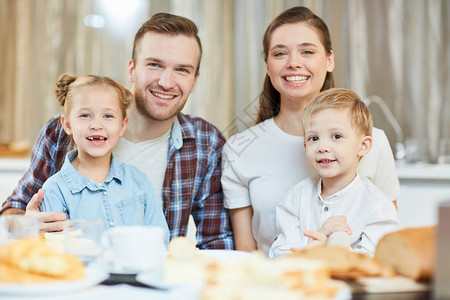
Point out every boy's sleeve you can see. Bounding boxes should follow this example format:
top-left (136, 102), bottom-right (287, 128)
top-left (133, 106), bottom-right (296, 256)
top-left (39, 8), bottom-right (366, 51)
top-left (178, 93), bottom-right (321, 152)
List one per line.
top-left (269, 188), bottom-right (305, 258)
top-left (353, 200), bottom-right (400, 255)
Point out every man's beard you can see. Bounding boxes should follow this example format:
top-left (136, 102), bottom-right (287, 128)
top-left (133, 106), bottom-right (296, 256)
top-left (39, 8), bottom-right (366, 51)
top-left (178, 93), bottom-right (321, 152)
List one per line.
top-left (134, 89), bottom-right (187, 122)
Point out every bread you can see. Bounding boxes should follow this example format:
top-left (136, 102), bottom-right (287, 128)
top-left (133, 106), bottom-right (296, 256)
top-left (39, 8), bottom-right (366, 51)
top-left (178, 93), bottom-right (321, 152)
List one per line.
top-left (375, 226), bottom-right (435, 281)
top-left (287, 246), bottom-right (394, 280)
top-left (0, 238), bottom-right (85, 283)
top-left (167, 236), bottom-right (198, 260)
top-left (166, 238), bottom-right (341, 299)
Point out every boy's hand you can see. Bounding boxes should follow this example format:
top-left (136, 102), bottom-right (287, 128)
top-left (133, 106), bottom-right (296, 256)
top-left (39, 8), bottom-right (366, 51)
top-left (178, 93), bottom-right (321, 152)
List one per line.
top-left (304, 230), bottom-right (327, 248)
top-left (317, 216), bottom-right (352, 237)
top-left (25, 189), bottom-right (66, 233)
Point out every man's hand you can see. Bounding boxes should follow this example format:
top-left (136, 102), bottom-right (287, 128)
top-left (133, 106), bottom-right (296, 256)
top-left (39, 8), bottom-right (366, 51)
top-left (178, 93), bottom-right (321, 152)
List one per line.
top-left (25, 189), bottom-right (66, 233)
top-left (317, 216), bottom-right (352, 237)
top-left (304, 230), bottom-right (327, 248)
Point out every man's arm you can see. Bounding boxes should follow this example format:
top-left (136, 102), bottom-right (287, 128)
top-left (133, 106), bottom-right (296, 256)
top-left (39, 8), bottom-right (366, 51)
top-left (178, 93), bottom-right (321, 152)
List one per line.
top-left (1, 116), bottom-right (67, 213)
top-left (190, 123), bottom-right (234, 250)
top-left (192, 144), bottom-right (234, 250)
top-left (1, 116), bottom-right (70, 231)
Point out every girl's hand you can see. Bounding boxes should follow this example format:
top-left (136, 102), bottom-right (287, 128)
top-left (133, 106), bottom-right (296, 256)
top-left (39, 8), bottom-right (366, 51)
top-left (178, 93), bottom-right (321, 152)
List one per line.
top-left (317, 216), bottom-right (352, 237)
top-left (304, 230), bottom-right (327, 248)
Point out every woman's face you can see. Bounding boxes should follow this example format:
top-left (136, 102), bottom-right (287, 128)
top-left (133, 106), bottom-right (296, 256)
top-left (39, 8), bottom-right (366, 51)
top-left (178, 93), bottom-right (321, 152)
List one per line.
top-left (266, 22), bottom-right (334, 104)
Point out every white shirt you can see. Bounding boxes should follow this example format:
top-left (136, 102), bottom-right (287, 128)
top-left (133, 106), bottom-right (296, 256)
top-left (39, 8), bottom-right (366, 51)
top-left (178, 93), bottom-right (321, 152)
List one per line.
top-left (113, 129), bottom-right (170, 207)
top-left (269, 174), bottom-right (400, 258)
top-left (221, 117), bottom-right (400, 256)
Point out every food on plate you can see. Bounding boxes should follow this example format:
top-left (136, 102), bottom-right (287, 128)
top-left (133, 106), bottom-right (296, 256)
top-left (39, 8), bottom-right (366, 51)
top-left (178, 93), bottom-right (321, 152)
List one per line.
top-left (167, 236), bottom-right (198, 260)
top-left (165, 237), bottom-right (344, 299)
top-left (375, 226), bottom-right (435, 281)
top-left (40, 229), bottom-right (83, 253)
top-left (202, 254), bottom-right (343, 299)
top-left (287, 246), bottom-right (395, 280)
top-left (164, 237), bottom-right (215, 284)
top-left (0, 238), bottom-right (85, 283)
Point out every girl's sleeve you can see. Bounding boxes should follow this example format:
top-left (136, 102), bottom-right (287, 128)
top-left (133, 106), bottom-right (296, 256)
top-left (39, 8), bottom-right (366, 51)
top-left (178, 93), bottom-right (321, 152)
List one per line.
top-left (40, 178), bottom-right (68, 218)
top-left (142, 176), bottom-right (170, 246)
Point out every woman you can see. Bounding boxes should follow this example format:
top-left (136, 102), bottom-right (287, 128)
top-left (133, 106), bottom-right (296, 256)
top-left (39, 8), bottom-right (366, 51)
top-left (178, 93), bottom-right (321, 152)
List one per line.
top-left (221, 6), bottom-right (399, 255)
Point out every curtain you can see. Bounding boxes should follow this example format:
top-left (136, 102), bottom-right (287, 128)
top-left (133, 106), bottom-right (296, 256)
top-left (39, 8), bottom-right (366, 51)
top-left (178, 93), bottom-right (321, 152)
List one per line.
top-left (0, 0), bottom-right (448, 162)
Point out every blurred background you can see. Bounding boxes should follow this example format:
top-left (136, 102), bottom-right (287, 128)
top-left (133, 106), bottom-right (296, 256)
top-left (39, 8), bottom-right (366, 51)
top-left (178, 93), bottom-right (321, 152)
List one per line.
top-left (0, 0), bottom-right (449, 163)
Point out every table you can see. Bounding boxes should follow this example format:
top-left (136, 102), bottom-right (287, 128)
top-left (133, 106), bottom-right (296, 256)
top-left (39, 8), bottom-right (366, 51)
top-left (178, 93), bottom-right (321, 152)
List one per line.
top-left (0, 276), bottom-right (432, 300)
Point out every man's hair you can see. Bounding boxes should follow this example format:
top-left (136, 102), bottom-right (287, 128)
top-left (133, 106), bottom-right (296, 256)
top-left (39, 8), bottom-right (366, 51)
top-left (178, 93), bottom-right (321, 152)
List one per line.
top-left (302, 88), bottom-right (373, 136)
top-left (132, 13), bottom-right (202, 75)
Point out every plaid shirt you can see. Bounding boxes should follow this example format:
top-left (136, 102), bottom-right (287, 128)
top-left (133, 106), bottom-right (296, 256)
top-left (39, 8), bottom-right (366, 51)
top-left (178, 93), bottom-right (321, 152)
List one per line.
top-left (2, 113), bottom-right (234, 249)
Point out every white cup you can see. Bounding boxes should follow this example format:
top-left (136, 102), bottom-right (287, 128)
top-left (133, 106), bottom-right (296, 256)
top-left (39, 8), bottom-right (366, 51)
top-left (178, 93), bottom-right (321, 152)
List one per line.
top-left (0, 215), bottom-right (39, 244)
top-left (102, 226), bottom-right (165, 274)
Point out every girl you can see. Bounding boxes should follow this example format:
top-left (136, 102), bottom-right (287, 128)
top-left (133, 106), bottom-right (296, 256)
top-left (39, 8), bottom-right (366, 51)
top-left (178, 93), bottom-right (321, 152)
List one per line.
top-left (40, 74), bottom-right (169, 245)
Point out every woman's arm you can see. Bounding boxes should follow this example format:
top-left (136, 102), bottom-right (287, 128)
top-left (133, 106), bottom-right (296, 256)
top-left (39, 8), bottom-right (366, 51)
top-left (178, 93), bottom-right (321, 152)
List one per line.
top-left (230, 206), bottom-right (257, 252)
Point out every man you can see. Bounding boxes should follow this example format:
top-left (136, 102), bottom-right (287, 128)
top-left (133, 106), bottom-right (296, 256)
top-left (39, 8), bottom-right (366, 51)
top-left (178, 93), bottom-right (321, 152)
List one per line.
top-left (1, 13), bottom-right (234, 249)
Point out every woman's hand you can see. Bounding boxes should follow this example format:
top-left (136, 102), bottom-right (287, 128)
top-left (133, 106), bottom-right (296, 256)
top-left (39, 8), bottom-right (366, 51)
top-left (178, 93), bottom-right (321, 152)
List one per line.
top-left (25, 189), bottom-right (67, 233)
top-left (317, 215), bottom-right (352, 237)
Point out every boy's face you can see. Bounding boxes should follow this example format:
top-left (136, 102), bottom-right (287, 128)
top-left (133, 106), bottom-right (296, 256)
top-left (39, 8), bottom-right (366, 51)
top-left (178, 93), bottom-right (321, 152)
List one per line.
top-left (61, 86), bottom-right (128, 160)
top-left (304, 108), bottom-right (371, 185)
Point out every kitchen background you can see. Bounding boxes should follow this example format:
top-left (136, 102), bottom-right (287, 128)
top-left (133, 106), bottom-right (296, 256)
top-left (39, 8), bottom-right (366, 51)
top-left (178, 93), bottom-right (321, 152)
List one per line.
top-left (0, 0), bottom-right (449, 228)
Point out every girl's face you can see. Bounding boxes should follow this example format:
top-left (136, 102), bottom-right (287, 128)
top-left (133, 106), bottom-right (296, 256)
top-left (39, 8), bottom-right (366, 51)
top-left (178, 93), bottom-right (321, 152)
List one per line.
top-left (61, 86), bottom-right (128, 160)
top-left (266, 22), bottom-right (334, 104)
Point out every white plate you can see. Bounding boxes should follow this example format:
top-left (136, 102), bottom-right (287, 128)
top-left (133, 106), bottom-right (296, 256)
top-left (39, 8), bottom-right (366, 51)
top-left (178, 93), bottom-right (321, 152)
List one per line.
top-left (0, 264), bottom-right (108, 295)
top-left (348, 276), bottom-right (431, 293)
top-left (198, 249), bottom-right (252, 260)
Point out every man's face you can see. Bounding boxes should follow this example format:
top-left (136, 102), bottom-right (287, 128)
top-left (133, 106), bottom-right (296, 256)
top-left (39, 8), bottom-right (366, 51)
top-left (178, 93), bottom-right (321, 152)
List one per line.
top-left (128, 32), bottom-right (200, 122)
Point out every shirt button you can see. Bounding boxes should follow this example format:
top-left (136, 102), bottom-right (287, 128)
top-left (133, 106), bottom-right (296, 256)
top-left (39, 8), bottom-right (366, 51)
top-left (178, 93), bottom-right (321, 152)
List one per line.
top-left (324, 206), bottom-right (329, 212)
top-left (103, 191), bottom-right (108, 196)
top-left (110, 222), bottom-right (115, 227)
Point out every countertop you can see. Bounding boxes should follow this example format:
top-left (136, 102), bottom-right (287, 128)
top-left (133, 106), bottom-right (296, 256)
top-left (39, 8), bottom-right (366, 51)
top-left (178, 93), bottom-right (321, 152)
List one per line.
top-left (395, 162), bottom-right (450, 181)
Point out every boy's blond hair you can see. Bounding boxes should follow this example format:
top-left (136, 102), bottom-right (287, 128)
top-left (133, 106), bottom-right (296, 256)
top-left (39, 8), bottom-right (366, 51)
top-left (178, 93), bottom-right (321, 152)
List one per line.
top-left (302, 88), bottom-right (373, 137)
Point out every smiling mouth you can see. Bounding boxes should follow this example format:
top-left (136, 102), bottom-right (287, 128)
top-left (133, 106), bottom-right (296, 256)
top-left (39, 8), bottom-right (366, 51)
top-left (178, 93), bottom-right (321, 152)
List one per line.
top-left (87, 137), bottom-right (107, 141)
top-left (284, 75), bottom-right (308, 83)
top-left (151, 91), bottom-right (176, 100)
top-left (317, 159), bottom-right (336, 164)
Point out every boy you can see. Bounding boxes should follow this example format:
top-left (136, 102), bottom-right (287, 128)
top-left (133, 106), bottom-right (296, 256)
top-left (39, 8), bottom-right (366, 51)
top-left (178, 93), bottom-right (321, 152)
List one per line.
top-left (269, 88), bottom-right (399, 258)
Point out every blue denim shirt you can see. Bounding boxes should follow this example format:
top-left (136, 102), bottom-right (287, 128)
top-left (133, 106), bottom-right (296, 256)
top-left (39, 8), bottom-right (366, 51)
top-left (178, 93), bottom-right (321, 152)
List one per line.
top-left (41, 150), bottom-right (169, 246)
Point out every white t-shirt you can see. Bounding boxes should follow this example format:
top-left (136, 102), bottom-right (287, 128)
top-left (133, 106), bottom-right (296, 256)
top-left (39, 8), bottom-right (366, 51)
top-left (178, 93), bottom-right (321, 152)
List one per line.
top-left (269, 174), bottom-right (400, 258)
top-left (113, 130), bottom-right (170, 207)
top-left (221, 117), bottom-right (400, 256)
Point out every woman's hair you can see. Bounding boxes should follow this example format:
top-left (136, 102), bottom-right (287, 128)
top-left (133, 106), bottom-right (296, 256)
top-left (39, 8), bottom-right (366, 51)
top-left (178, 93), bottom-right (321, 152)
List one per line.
top-left (256, 6), bottom-right (335, 124)
top-left (302, 88), bottom-right (373, 137)
top-left (55, 74), bottom-right (132, 119)
top-left (132, 13), bottom-right (202, 76)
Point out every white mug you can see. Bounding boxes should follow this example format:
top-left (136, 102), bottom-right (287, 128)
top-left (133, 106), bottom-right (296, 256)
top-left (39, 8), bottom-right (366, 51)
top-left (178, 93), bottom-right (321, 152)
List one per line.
top-left (102, 225), bottom-right (165, 274)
